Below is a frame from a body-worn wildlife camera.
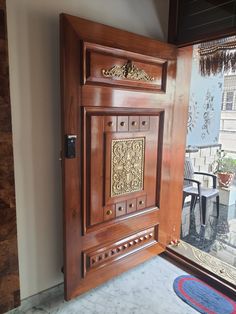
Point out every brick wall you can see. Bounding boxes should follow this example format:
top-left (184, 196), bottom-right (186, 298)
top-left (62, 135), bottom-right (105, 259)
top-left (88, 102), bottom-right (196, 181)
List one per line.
top-left (185, 145), bottom-right (221, 187)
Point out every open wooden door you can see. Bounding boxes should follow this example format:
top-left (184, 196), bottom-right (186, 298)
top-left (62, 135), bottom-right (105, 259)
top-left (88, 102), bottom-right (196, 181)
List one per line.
top-left (60, 14), bottom-right (191, 300)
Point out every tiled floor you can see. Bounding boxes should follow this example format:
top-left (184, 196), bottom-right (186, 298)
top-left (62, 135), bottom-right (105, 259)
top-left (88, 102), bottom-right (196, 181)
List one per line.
top-left (9, 256), bottom-right (198, 314)
top-left (181, 198), bottom-right (236, 268)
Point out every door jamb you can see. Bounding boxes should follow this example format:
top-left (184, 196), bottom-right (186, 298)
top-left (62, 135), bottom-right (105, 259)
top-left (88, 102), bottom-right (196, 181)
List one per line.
top-left (0, 0), bottom-right (20, 312)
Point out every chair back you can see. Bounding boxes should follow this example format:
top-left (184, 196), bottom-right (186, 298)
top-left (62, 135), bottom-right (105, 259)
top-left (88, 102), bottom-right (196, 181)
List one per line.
top-left (184, 157), bottom-right (194, 186)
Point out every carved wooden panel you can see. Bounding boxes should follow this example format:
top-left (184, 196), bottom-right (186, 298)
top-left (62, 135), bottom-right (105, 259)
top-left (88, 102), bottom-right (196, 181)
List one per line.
top-left (83, 108), bottom-right (161, 231)
top-left (83, 42), bottom-right (167, 91)
top-left (0, 0), bottom-right (20, 312)
top-left (83, 226), bottom-right (158, 275)
top-left (61, 14), bottom-right (185, 301)
top-left (111, 137), bottom-right (145, 197)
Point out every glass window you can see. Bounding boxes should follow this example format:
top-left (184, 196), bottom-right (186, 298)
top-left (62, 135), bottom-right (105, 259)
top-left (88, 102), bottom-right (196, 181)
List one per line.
top-left (225, 91), bottom-right (234, 110)
top-left (226, 102), bottom-right (233, 110)
top-left (226, 91), bottom-right (233, 102)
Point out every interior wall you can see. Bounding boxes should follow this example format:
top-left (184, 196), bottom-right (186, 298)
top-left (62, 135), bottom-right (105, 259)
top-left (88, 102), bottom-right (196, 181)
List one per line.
top-left (6, 0), bottom-right (170, 299)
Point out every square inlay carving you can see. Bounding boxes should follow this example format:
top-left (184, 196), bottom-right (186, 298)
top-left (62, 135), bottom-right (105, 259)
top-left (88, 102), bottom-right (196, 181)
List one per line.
top-left (111, 138), bottom-right (145, 197)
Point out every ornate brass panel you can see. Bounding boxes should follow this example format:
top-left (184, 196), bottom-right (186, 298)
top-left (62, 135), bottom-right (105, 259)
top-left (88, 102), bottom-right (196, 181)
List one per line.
top-left (102, 61), bottom-right (155, 82)
top-left (170, 240), bottom-right (236, 286)
top-left (111, 138), bottom-right (145, 197)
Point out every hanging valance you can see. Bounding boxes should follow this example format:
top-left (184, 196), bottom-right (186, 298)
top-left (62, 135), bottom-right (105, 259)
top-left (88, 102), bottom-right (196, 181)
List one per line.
top-left (199, 36), bottom-right (236, 76)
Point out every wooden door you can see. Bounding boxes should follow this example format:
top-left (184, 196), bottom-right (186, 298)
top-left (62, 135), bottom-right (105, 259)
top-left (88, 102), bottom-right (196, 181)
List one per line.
top-left (60, 14), bottom-right (190, 300)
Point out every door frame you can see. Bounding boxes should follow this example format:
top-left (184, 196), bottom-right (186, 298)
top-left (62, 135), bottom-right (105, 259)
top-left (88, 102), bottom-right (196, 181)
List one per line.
top-left (1, 3), bottom-right (235, 311)
top-left (0, 0), bottom-right (20, 312)
top-left (168, 11), bottom-right (236, 298)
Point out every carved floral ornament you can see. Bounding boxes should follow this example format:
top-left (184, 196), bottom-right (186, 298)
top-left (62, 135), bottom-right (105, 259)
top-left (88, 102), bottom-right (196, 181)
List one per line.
top-left (102, 60), bottom-right (155, 82)
top-left (111, 138), bottom-right (145, 197)
top-left (170, 240), bottom-right (236, 285)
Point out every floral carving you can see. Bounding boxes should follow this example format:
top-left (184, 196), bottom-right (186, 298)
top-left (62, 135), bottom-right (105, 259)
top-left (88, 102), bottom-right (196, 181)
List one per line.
top-left (111, 138), bottom-right (145, 197)
top-left (102, 61), bottom-right (155, 82)
top-left (171, 241), bottom-right (236, 285)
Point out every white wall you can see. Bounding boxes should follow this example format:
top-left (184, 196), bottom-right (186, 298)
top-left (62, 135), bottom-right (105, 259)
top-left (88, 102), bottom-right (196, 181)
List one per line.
top-left (6, 0), bottom-right (169, 299)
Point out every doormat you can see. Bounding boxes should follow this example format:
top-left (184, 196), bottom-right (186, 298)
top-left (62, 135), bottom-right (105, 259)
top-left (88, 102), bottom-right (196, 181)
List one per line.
top-left (173, 275), bottom-right (236, 314)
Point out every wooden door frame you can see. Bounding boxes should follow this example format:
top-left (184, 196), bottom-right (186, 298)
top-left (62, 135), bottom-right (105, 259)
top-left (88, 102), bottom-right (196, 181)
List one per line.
top-left (166, 43), bottom-right (236, 295)
top-left (167, 4), bottom-right (236, 295)
top-left (1, 1), bottom-right (235, 311)
top-left (164, 248), bottom-right (236, 299)
top-left (168, 0), bottom-right (236, 46)
top-left (0, 0), bottom-right (20, 313)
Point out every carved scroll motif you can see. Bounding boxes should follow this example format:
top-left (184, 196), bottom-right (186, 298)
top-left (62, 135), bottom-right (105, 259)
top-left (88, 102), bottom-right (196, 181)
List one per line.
top-left (111, 138), bottom-right (145, 197)
top-left (102, 61), bottom-right (155, 82)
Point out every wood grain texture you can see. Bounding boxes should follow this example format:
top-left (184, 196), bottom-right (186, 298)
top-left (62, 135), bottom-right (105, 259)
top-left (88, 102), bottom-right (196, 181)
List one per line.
top-left (83, 226), bottom-right (158, 276)
top-left (0, 0), bottom-right (20, 312)
top-left (60, 14), bottom-right (188, 301)
top-left (158, 46), bottom-right (193, 246)
top-left (84, 44), bottom-right (166, 91)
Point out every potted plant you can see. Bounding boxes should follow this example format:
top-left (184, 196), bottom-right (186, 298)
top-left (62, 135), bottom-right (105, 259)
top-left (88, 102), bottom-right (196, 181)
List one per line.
top-left (212, 150), bottom-right (236, 188)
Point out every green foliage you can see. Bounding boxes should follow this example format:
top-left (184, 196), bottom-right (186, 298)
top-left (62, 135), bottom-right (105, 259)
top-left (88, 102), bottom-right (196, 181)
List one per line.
top-left (212, 149), bottom-right (236, 174)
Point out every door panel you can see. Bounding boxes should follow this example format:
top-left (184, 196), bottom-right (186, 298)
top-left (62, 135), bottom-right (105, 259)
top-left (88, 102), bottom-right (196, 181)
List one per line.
top-left (82, 226), bottom-right (158, 277)
top-left (84, 42), bottom-right (167, 91)
top-left (84, 109), bottom-right (160, 230)
top-left (60, 14), bottom-right (186, 300)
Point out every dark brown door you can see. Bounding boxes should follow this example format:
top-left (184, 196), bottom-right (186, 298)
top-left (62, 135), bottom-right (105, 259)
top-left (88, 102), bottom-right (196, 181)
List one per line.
top-left (60, 14), bottom-right (190, 300)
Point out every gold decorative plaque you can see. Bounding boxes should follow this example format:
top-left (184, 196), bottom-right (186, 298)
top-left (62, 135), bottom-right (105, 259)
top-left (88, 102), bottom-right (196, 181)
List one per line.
top-left (111, 138), bottom-right (145, 197)
top-left (102, 61), bottom-right (155, 82)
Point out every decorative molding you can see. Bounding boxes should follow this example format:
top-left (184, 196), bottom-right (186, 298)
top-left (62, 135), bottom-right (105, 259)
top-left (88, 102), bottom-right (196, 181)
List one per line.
top-left (84, 227), bottom-right (157, 275)
top-left (170, 240), bottom-right (236, 286)
top-left (102, 61), bottom-right (155, 82)
top-left (105, 116), bottom-right (150, 133)
top-left (111, 138), bottom-right (145, 197)
top-left (191, 245), bottom-right (236, 284)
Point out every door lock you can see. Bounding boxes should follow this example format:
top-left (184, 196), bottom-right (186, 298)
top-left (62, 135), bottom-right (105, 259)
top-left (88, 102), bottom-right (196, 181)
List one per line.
top-left (65, 135), bottom-right (77, 159)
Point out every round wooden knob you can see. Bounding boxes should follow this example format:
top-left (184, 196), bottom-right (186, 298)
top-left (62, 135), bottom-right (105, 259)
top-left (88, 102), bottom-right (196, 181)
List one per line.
top-left (129, 203), bottom-right (134, 208)
top-left (139, 200), bottom-right (144, 205)
top-left (120, 121), bottom-right (125, 126)
top-left (106, 210), bottom-right (113, 216)
top-left (118, 206), bottom-right (124, 211)
top-left (142, 121), bottom-right (147, 126)
top-left (131, 121), bottom-right (137, 126)
top-left (108, 121), bottom-right (113, 126)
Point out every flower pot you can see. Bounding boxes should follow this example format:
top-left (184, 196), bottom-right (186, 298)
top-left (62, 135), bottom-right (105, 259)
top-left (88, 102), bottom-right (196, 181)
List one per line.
top-left (217, 172), bottom-right (235, 188)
